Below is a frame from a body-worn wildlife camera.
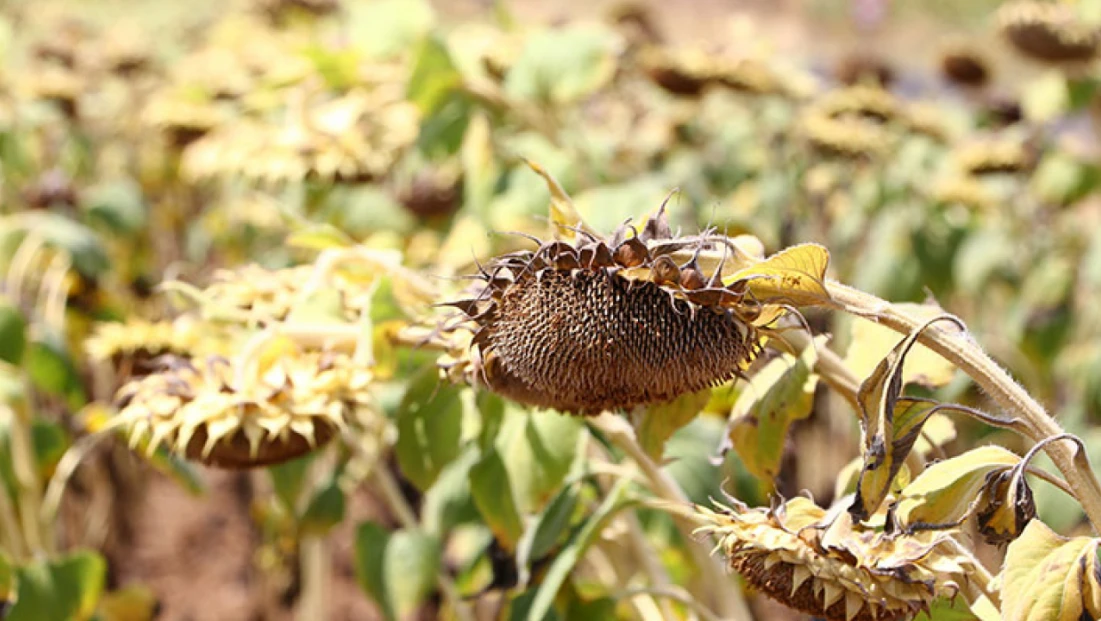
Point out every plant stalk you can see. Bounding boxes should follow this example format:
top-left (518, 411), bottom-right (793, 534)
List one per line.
top-left (826, 281), bottom-right (1101, 533)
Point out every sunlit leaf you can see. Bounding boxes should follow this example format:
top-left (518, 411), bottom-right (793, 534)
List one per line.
top-left (524, 159), bottom-right (594, 242)
top-left (725, 243), bottom-right (831, 306)
top-left (1001, 519), bottom-right (1101, 621)
top-left (395, 367), bottom-right (464, 491)
top-left (845, 304), bottom-right (962, 388)
top-left (95, 584), bottom-right (159, 621)
top-left (421, 446), bottom-right (480, 537)
top-left (407, 35), bottom-right (462, 117)
top-left (724, 337), bottom-right (819, 482)
top-left (354, 522), bottom-right (441, 621)
top-left (630, 388), bottom-right (710, 460)
top-left (892, 445), bottom-right (1020, 531)
top-left (284, 224), bottom-right (354, 251)
top-left (492, 405), bottom-right (583, 514)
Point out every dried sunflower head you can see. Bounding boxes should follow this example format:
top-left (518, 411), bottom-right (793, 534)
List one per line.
top-left (834, 52), bottom-right (895, 88)
top-left (817, 85), bottom-right (900, 124)
top-left (434, 205), bottom-right (766, 415)
top-left (938, 42), bottom-right (991, 88)
top-left (113, 347), bottom-right (371, 468)
top-left (931, 176), bottom-right (996, 212)
top-left (953, 138), bottom-right (1033, 176)
top-left (801, 109), bottom-right (891, 160)
top-left (85, 318), bottom-right (219, 378)
top-left (201, 263), bottom-right (373, 324)
top-left (695, 497), bottom-right (975, 621)
top-left (998, 1), bottom-right (1101, 64)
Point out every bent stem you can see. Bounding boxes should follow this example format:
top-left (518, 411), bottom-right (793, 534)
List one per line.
top-left (590, 413), bottom-right (752, 621)
top-left (825, 281), bottom-right (1101, 533)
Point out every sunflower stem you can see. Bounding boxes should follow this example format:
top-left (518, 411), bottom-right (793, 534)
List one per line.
top-left (826, 281), bottom-right (1101, 534)
top-left (590, 413), bottom-right (752, 621)
top-left (296, 535), bottom-right (329, 621)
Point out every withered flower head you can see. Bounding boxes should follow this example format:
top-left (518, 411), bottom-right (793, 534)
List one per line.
top-left (938, 43), bottom-right (991, 88)
top-left (834, 51), bottom-right (895, 88)
top-left (801, 108), bottom-right (891, 160)
top-left (998, 1), bottom-right (1101, 64)
top-left (114, 347), bottom-right (371, 468)
top-left (695, 497), bottom-right (974, 621)
top-left (202, 264), bottom-right (373, 324)
top-left (817, 85), bottom-right (900, 124)
top-left (953, 138), bottom-right (1033, 176)
top-left (436, 204), bottom-right (764, 415)
top-left (931, 176), bottom-right (996, 212)
top-left (85, 318), bottom-right (219, 378)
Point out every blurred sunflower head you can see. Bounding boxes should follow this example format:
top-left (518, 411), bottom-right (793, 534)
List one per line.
top-left (953, 138), bottom-right (1033, 176)
top-left (938, 42), bottom-right (991, 89)
top-left (695, 497), bottom-right (974, 621)
top-left (998, 1), bottom-right (1101, 65)
top-left (431, 201), bottom-right (774, 415)
top-left (801, 108), bottom-right (891, 160)
top-left (85, 318), bottom-right (220, 381)
top-left (114, 345), bottom-right (371, 468)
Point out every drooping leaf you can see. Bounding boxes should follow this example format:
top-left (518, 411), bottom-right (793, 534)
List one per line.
top-left (845, 304), bottom-right (962, 388)
top-left (491, 406), bottom-right (583, 514)
top-left (354, 522), bottom-right (441, 621)
top-left (892, 445), bottom-right (1020, 531)
top-left (7, 550), bottom-right (106, 621)
top-left (469, 449), bottom-right (524, 549)
top-left (1000, 519), bottom-right (1101, 621)
top-left (723, 337), bottom-right (819, 482)
top-left (725, 243), bottom-right (831, 307)
top-left (524, 159), bottom-right (594, 242)
top-left (395, 367), bottom-right (464, 491)
top-left (630, 387), bottom-right (710, 460)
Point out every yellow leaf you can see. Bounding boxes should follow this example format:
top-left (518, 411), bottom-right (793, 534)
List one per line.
top-left (845, 302), bottom-right (962, 388)
top-left (893, 445), bottom-right (1020, 531)
top-left (725, 243), bottom-right (831, 306)
top-left (1001, 519), bottom-right (1101, 621)
top-left (630, 388), bottom-right (711, 460)
top-left (724, 336), bottom-right (821, 482)
top-left (523, 158), bottom-right (595, 242)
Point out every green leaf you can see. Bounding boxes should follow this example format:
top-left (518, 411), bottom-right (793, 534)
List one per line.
top-left (724, 338), bottom-right (819, 482)
top-left (0, 551), bottom-right (15, 617)
top-left (395, 367), bottom-right (464, 491)
top-left (268, 454), bottom-right (315, 512)
top-left (354, 522), bottom-right (441, 621)
top-left (25, 328), bottom-right (85, 411)
top-left (299, 479), bottom-right (345, 535)
top-left (30, 419), bottom-right (69, 481)
top-left (8, 550), bottom-right (106, 621)
top-left (17, 212), bottom-right (110, 279)
top-left (421, 446), bottom-right (480, 537)
top-left (504, 26), bottom-right (617, 105)
top-left (522, 479), bottom-right (631, 621)
top-left (407, 35), bottom-right (462, 117)
top-left (0, 298), bottom-right (26, 365)
top-left (469, 449), bottom-right (524, 549)
top-left (284, 223), bottom-right (354, 251)
top-left (347, 0), bottom-right (435, 60)
top-left (630, 388), bottom-right (710, 460)
top-left (492, 406), bottom-right (583, 513)
top-left (515, 481), bottom-right (580, 586)
top-left (81, 179), bottom-right (146, 236)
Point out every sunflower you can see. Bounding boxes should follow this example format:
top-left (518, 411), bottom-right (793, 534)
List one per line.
top-left (694, 497), bottom-right (975, 621)
top-left (998, 1), bottom-right (1101, 65)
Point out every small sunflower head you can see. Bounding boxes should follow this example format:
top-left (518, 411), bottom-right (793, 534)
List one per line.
top-left (85, 318), bottom-right (219, 382)
top-left (435, 205), bottom-right (765, 415)
top-left (998, 1), bottom-right (1101, 65)
top-left (114, 346), bottom-right (371, 468)
top-left (801, 109), bottom-right (891, 160)
top-left (953, 138), bottom-right (1033, 176)
top-left (938, 42), bottom-right (991, 88)
top-left (695, 497), bottom-right (974, 621)
top-left (834, 52), bottom-right (895, 88)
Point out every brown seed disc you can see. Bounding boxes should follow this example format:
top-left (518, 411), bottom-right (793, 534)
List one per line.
top-left (183, 422), bottom-right (337, 469)
top-left (477, 269), bottom-right (757, 415)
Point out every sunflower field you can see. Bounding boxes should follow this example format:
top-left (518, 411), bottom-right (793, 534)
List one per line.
top-left (3, 0), bottom-right (1101, 619)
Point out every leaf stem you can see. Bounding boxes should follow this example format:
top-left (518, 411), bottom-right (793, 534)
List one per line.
top-left (825, 281), bottom-right (1101, 533)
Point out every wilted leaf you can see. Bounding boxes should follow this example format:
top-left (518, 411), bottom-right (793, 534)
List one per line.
top-left (1001, 519), bottom-right (1101, 621)
top-left (975, 463), bottom-right (1035, 545)
top-left (469, 449), bottom-right (524, 549)
top-left (912, 413), bottom-right (957, 460)
top-left (96, 584), bottom-right (159, 621)
top-left (395, 367), bottom-right (464, 490)
top-left (724, 338), bottom-right (819, 482)
top-left (524, 159), bottom-right (594, 242)
top-left (845, 304), bottom-right (962, 388)
top-left (725, 243), bottom-right (831, 307)
top-left (7, 550), bottom-right (105, 621)
top-left (630, 388), bottom-right (710, 460)
top-left (893, 445), bottom-right (1020, 531)
top-left (354, 522), bottom-right (441, 621)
